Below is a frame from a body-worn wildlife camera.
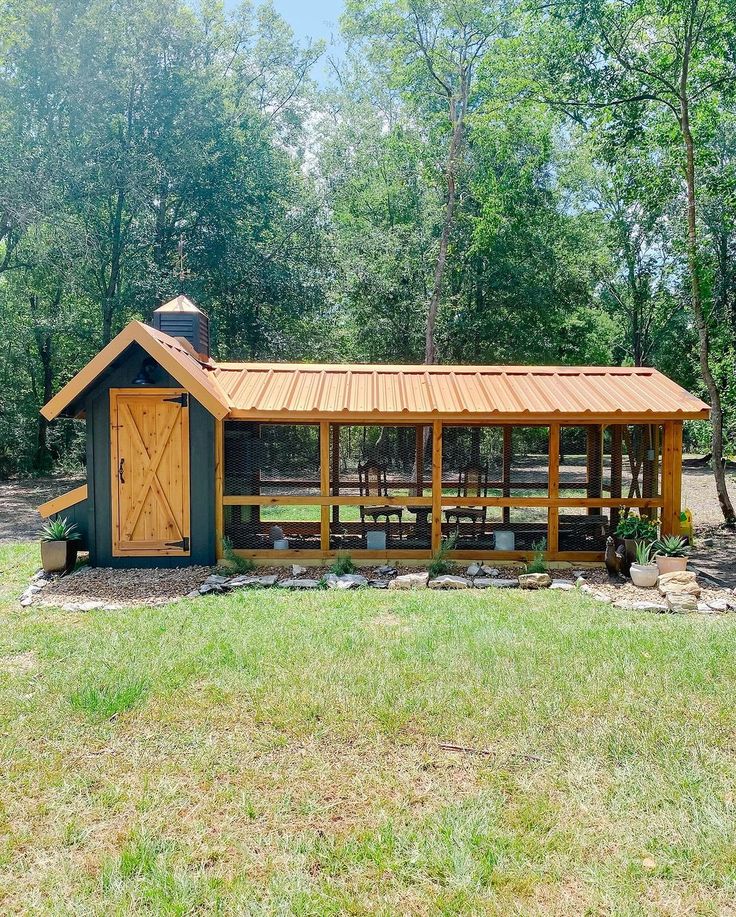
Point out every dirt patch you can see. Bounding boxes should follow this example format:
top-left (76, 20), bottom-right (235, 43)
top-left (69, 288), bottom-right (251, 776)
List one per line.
top-left (0, 476), bottom-right (83, 544)
top-left (0, 651), bottom-right (39, 674)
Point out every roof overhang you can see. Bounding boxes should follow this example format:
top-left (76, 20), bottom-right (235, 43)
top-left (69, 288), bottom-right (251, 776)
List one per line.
top-left (41, 321), bottom-right (230, 421)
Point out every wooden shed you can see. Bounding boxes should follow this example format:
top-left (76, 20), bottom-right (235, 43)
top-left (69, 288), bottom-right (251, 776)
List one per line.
top-left (39, 297), bottom-right (709, 567)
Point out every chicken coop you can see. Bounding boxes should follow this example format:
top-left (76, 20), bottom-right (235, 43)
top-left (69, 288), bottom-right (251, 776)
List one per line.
top-left (39, 297), bottom-right (709, 567)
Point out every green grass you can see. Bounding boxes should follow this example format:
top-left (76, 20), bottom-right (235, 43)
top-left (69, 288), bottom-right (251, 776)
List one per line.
top-left (1, 541), bottom-right (736, 914)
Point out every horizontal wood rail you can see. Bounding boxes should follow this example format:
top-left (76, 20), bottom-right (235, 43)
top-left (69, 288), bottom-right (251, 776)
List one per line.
top-left (232, 548), bottom-right (605, 563)
top-left (222, 494), bottom-right (663, 509)
top-left (38, 484), bottom-right (88, 519)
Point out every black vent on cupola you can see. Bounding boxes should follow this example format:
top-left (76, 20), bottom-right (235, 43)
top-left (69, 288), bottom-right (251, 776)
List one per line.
top-left (152, 295), bottom-right (210, 358)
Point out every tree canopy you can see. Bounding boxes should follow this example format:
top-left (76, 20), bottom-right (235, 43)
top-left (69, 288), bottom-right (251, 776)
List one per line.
top-left (0, 0), bottom-right (733, 518)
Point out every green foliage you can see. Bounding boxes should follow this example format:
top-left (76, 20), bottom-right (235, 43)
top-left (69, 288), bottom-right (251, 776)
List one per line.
top-left (428, 534), bottom-right (457, 578)
top-left (70, 674), bottom-right (148, 718)
top-left (220, 537), bottom-right (255, 574)
top-left (330, 554), bottom-right (357, 576)
top-left (38, 516), bottom-right (79, 542)
top-left (526, 538), bottom-right (548, 574)
top-left (655, 535), bottom-right (690, 558)
top-left (634, 541), bottom-right (653, 566)
top-left (615, 511), bottom-right (659, 543)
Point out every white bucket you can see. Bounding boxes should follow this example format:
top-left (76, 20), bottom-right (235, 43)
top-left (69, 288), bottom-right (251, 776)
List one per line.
top-left (495, 530), bottom-right (515, 551)
top-left (273, 539), bottom-right (289, 550)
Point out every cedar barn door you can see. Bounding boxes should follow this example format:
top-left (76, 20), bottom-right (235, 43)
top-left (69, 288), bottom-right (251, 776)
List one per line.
top-left (110, 389), bottom-right (191, 556)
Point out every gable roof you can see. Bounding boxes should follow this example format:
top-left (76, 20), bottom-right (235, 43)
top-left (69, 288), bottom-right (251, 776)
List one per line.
top-left (41, 321), bottom-right (709, 424)
top-left (212, 361), bottom-right (710, 422)
top-left (41, 321), bottom-right (230, 421)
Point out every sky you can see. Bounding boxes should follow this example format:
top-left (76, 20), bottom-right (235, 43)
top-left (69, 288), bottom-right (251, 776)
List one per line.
top-left (271, 0), bottom-right (345, 45)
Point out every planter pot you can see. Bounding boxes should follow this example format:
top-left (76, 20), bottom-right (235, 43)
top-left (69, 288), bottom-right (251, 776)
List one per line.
top-left (40, 539), bottom-right (78, 575)
top-left (630, 562), bottom-right (659, 588)
top-left (655, 555), bottom-right (688, 575)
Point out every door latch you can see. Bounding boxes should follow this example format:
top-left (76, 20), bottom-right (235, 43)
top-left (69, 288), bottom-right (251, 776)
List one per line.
top-left (118, 458), bottom-right (125, 484)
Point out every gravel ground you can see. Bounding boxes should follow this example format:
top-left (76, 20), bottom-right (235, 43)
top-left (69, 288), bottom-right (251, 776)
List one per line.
top-left (35, 564), bottom-right (212, 608)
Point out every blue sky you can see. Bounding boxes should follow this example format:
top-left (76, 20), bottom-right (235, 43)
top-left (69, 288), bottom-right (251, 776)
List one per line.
top-left (271, 0), bottom-right (345, 44)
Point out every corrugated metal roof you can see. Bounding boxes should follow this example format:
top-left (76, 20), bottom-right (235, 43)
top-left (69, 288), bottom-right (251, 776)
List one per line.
top-left (212, 362), bottom-right (709, 421)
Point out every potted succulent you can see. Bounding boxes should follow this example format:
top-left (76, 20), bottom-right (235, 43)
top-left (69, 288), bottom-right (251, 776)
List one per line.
top-left (615, 510), bottom-right (659, 567)
top-left (653, 535), bottom-right (689, 575)
top-left (39, 516), bottom-right (80, 574)
top-left (629, 540), bottom-right (659, 588)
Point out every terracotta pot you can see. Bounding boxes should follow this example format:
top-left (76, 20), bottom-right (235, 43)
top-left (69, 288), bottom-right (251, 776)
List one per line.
top-left (41, 540), bottom-right (78, 575)
top-left (655, 555), bottom-right (688, 575)
top-left (630, 563), bottom-right (659, 588)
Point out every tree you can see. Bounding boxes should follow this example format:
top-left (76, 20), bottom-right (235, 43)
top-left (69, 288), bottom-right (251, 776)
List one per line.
top-left (525, 0), bottom-right (736, 522)
top-left (344, 0), bottom-right (507, 363)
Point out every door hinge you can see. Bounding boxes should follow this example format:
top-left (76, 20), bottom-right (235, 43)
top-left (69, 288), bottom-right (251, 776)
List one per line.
top-left (163, 393), bottom-right (189, 407)
top-left (165, 536), bottom-right (190, 551)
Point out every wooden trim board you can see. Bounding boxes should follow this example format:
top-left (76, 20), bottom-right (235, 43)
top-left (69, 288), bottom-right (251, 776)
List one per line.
top-left (38, 484), bottom-right (88, 519)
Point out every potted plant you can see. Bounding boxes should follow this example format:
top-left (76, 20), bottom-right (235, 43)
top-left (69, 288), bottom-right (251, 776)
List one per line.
top-left (653, 535), bottom-right (689, 575)
top-left (615, 510), bottom-right (659, 567)
top-left (629, 540), bottom-right (659, 588)
top-left (39, 516), bottom-right (80, 574)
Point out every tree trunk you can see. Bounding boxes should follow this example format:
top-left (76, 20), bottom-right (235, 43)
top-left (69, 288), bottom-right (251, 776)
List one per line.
top-left (425, 96), bottom-right (464, 365)
top-left (680, 92), bottom-right (735, 523)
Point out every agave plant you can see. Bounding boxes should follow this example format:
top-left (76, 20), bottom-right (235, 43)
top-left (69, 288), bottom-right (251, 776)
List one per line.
top-left (634, 540), bottom-right (653, 566)
top-left (654, 535), bottom-right (689, 557)
top-left (39, 516), bottom-right (79, 542)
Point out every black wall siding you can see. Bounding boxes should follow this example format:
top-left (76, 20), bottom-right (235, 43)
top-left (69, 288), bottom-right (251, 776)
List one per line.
top-left (80, 343), bottom-right (216, 568)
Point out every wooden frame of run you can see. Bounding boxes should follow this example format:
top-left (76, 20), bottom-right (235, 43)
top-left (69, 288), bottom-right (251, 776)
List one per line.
top-left (215, 418), bottom-right (684, 564)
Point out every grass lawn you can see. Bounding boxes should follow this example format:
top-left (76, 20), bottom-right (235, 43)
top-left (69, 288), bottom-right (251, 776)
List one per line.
top-left (1, 543), bottom-right (736, 915)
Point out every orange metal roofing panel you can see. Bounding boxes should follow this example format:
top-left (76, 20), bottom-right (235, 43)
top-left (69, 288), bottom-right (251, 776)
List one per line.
top-left (212, 361), bottom-right (709, 421)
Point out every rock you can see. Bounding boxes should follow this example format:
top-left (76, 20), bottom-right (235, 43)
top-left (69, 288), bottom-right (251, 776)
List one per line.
top-left (186, 589), bottom-right (201, 598)
top-left (388, 572), bottom-right (429, 590)
top-left (614, 599), bottom-right (667, 611)
top-left (591, 591), bottom-right (613, 604)
top-left (697, 602), bottom-right (717, 614)
top-left (78, 601), bottom-right (104, 611)
top-left (658, 571), bottom-right (701, 598)
top-left (550, 579), bottom-right (575, 590)
top-left (702, 537), bottom-right (714, 547)
top-left (324, 573), bottom-right (368, 589)
top-left (199, 584), bottom-right (220, 594)
top-left (280, 578), bottom-right (320, 589)
top-left (428, 575), bottom-right (470, 590)
top-left (229, 574), bottom-right (279, 589)
top-left (667, 592), bottom-right (698, 613)
top-left (375, 565), bottom-right (397, 576)
top-left (480, 565), bottom-right (499, 577)
top-left (573, 570), bottom-right (586, 579)
top-left (466, 563), bottom-right (482, 577)
top-left (368, 580), bottom-right (389, 589)
top-left (19, 592), bottom-right (34, 607)
top-left (707, 599), bottom-right (730, 612)
top-left (291, 564), bottom-right (307, 577)
top-left (518, 573), bottom-right (551, 589)
top-left (575, 576), bottom-right (587, 587)
top-left (475, 578), bottom-right (518, 588)
top-left (204, 574), bottom-right (230, 586)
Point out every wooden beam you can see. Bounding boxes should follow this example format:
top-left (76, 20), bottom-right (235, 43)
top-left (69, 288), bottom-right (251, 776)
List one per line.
top-left (548, 423), bottom-right (560, 554)
top-left (320, 420), bottom-right (330, 552)
top-left (221, 494), bottom-right (663, 509)
top-left (38, 484), bottom-right (88, 519)
top-left (431, 420), bottom-right (443, 553)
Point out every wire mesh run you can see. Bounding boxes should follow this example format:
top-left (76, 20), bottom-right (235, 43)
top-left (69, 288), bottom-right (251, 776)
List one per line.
top-left (224, 421), bottom-right (321, 497)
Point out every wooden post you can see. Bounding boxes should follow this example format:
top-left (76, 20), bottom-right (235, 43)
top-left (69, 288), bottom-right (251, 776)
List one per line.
top-left (320, 421), bottom-right (330, 553)
top-left (547, 423), bottom-right (560, 557)
top-left (662, 421), bottom-right (683, 536)
top-left (431, 420), bottom-right (443, 554)
top-left (331, 423), bottom-right (340, 524)
top-left (502, 425), bottom-right (512, 524)
top-left (415, 425), bottom-right (424, 496)
top-left (215, 417), bottom-right (224, 560)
